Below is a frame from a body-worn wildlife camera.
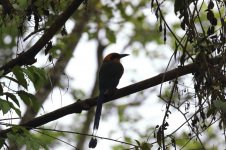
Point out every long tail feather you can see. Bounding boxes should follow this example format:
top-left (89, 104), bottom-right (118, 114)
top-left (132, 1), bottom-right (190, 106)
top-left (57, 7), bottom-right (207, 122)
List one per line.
top-left (89, 90), bottom-right (104, 148)
top-left (93, 90), bottom-right (105, 131)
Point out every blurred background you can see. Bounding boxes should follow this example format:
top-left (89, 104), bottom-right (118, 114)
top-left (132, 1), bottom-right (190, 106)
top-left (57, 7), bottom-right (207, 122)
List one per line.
top-left (0, 0), bottom-right (225, 149)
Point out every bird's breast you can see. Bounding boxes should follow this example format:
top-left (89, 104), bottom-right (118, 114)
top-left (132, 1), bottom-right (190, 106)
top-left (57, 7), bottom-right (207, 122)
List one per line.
top-left (98, 61), bottom-right (124, 90)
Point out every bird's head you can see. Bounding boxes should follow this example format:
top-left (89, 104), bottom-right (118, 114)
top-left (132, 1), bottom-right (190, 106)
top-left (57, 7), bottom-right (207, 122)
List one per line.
top-left (103, 53), bottom-right (129, 63)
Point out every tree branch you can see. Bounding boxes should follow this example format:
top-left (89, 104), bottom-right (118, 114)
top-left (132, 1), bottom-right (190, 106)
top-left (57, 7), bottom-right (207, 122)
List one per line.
top-left (0, 62), bottom-right (198, 138)
top-left (0, 0), bottom-right (84, 74)
top-left (20, 7), bottom-right (90, 125)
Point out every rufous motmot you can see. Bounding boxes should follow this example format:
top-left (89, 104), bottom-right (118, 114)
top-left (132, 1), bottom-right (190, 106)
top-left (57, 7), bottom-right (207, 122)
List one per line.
top-left (89, 53), bottom-right (129, 148)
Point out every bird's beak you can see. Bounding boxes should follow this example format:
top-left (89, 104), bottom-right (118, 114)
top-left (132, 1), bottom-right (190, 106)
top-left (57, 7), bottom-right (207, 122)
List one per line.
top-left (119, 54), bottom-right (129, 59)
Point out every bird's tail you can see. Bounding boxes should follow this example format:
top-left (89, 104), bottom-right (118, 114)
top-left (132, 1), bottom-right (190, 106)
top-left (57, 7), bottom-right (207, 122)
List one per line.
top-left (89, 90), bottom-right (105, 148)
top-left (93, 90), bottom-right (104, 131)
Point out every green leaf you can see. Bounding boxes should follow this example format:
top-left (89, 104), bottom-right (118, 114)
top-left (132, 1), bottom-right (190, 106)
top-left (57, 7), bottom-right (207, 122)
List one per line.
top-left (207, 106), bottom-right (216, 118)
top-left (0, 98), bottom-right (21, 117)
top-left (156, 127), bottom-right (162, 148)
top-left (17, 90), bottom-right (32, 106)
top-left (17, 90), bottom-right (40, 112)
top-left (213, 100), bottom-right (226, 114)
top-left (7, 127), bottom-right (48, 150)
top-left (0, 99), bottom-right (10, 114)
top-left (8, 101), bottom-right (21, 117)
top-left (26, 66), bottom-right (48, 91)
top-left (27, 139), bottom-right (40, 150)
top-left (31, 95), bottom-right (41, 112)
top-left (106, 27), bottom-right (116, 43)
top-left (27, 66), bottom-right (47, 81)
top-left (22, 67), bottom-right (34, 83)
top-left (0, 138), bottom-right (5, 149)
top-left (141, 142), bottom-right (152, 150)
top-left (135, 140), bottom-right (141, 147)
top-left (12, 106), bottom-right (21, 117)
top-left (12, 66), bottom-right (28, 89)
top-left (4, 92), bottom-right (20, 107)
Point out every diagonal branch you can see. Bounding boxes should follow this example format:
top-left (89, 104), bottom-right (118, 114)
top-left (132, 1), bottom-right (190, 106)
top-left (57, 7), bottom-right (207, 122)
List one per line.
top-left (0, 0), bottom-right (84, 74)
top-left (0, 62), bottom-right (198, 138)
top-left (20, 8), bottom-right (90, 125)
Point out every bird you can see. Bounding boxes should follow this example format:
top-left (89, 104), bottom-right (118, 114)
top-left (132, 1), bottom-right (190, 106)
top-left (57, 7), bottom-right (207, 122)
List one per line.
top-left (89, 52), bottom-right (129, 148)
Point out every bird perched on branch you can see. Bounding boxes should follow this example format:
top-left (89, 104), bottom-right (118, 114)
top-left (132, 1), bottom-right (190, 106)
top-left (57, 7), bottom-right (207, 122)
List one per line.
top-left (89, 53), bottom-right (129, 148)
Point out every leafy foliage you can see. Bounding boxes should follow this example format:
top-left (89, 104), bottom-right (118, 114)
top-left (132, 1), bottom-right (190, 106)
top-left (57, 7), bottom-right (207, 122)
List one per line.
top-left (0, 65), bottom-right (47, 121)
top-left (22, 66), bottom-right (48, 91)
top-left (7, 127), bottom-right (48, 150)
